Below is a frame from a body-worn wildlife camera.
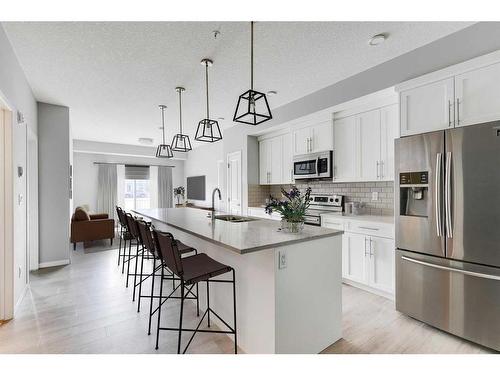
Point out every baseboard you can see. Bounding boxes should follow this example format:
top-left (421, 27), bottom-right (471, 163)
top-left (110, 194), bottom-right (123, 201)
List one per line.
top-left (342, 279), bottom-right (395, 301)
top-left (38, 259), bottom-right (70, 268)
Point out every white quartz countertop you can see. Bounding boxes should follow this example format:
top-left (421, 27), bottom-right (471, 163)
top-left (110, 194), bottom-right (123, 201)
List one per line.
top-left (320, 212), bottom-right (394, 225)
top-left (134, 207), bottom-right (342, 254)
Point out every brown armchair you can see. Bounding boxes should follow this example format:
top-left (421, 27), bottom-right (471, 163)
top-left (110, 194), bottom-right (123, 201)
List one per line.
top-left (71, 206), bottom-right (115, 250)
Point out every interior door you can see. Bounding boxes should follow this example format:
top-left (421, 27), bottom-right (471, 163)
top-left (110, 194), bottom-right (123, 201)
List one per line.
top-left (455, 62), bottom-right (500, 127)
top-left (333, 115), bottom-right (357, 181)
top-left (446, 122), bottom-right (500, 267)
top-left (368, 236), bottom-right (395, 293)
top-left (358, 109), bottom-right (381, 181)
top-left (227, 151), bottom-right (242, 215)
top-left (400, 78), bottom-right (454, 136)
top-left (395, 131), bottom-right (445, 257)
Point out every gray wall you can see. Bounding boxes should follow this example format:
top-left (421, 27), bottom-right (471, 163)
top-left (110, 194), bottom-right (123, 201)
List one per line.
top-left (38, 103), bottom-right (71, 266)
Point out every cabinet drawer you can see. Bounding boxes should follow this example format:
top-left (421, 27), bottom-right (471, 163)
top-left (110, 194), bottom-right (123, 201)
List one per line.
top-left (346, 220), bottom-right (394, 239)
top-left (321, 217), bottom-right (345, 231)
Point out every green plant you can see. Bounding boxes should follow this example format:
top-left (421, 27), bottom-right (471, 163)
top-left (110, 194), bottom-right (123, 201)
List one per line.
top-left (265, 186), bottom-right (312, 222)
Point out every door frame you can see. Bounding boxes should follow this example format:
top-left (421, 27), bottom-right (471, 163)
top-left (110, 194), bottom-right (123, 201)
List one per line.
top-left (0, 93), bottom-right (14, 321)
top-left (27, 127), bottom-right (39, 271)
top-left (226, 150), bottom-right (242, 215)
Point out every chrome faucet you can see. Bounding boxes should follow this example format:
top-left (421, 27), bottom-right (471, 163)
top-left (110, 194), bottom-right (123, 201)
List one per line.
top-left (208, 188), bottom-right (222, 219)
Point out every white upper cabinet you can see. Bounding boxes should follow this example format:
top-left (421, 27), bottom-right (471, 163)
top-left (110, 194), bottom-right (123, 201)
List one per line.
top-left (292, 120), bottom-right (333, 155)
top-left (281, 132), bottom-right (293, 184)
top-left (333, 116), bottom-right (357, 182)
top-left (400, 78), bottom-right (454, 136)
top-left (292, 126), bottom-right (311, 155)
top-left (310, 121), bottom-right (333, 153)
top-left (455, 62), bottom-right (500, 127)
top-left (380, 104), bottom-right (398, 181)
top-left (259, 133), bottom-right (289, 185)
top-left (358, 109), bottom-right (381, 181)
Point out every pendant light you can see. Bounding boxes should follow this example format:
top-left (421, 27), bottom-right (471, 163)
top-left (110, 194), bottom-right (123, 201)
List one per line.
top-left (171, 87), bottom-right (192, 152)
top-left (155, 105), bottom-right (174, 158)
top-left (233, 21), bottom-right (272, 125)
top-left (195, 59), bottom-right (223, 143)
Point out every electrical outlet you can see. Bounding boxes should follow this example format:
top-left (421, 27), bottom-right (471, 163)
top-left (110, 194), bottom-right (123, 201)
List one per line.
top-left (278, 251), bottom-right (287, 269)
top-left (371, 191), bottom-right (379, 201)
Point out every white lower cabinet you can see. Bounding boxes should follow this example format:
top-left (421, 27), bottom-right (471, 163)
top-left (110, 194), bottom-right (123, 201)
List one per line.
top-left (323, 216), bottom-right (395, 298)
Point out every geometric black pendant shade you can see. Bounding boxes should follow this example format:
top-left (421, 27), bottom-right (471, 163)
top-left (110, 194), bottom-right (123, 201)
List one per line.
top-left (156, 104), bottom-right (174, 158)
top-left (233, 21), bottom-right (272, 126)
top-left (195, 59), bottom-right (223, 143)
top-left (171, 87), bottom-right (192, 152)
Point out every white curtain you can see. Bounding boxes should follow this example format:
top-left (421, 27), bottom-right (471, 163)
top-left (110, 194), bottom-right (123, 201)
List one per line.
top-left (97, 164), bottom-right (117, 219)
top-left (158, 166), bottom-right (173, 208)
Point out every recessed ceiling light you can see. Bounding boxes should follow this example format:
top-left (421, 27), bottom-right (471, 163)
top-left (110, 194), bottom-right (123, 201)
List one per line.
top-left (368, 34), bottom-right (387, 46)
top-left (138, 137), bottom-right (154, 145)
top-left (267, 90), bottom-right (278, 96)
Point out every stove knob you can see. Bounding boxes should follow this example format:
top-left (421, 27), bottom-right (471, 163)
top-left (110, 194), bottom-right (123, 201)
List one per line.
top-left (329, 198), bottom-right (334, 202)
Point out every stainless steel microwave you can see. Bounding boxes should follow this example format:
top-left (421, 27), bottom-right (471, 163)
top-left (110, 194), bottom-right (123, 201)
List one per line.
top-left (293, 151), bottom-right (333, 180)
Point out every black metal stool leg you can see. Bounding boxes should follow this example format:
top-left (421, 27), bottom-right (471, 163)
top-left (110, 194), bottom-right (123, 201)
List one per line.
top-left (232, 269), bottom-right (237, 354)
top-left (126, 240), bottom-right (132, 287)
top-left (121, 237), bottom-right (127, 274)
top-left (132, 242), bottom-right (140, 301)
top-left (196, 282), bottom-right (199, 317)
top-left (137, 247), bottom-right (146, 311)
top-left (117, 227), bottom-right (122, 266)
top-left (178, 283), bottom-right (185, 354)
top-left (206, 280), bottom-right (210, 327)
top-left (155, 266), bottom-right (164, 350)
top-left (148, 257), bottom-right (156, 335)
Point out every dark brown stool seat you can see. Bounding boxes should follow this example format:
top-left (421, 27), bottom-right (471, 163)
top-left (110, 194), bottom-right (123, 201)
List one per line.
top-left (181, 253), bottom-right (232, 285)
top-left (176, 240), bottom-right (195, 254)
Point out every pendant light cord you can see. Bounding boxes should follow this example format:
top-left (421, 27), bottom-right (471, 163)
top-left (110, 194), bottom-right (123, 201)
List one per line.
top-left (250, 21), bottom-right (254, 91)
top-left (178, 89), bottom-right (183, 134)
top-left (160, 106), bottom-right (166, 144)
top-left (205, 61), bottom-right (210, 119)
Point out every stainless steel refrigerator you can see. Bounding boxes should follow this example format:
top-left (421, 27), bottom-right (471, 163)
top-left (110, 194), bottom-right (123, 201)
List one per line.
top-left (395, 121), bottom-right (500, 351)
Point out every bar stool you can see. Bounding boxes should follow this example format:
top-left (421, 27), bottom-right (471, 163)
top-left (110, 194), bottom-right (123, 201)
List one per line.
top-left (124, 213), bottom-right (142, 293)
top-left (116, 206), bottom-right (133, 271)
top-left (152, 229), bottom-right (237, 354)
top-left (135, 220), bottom-right (198, 335)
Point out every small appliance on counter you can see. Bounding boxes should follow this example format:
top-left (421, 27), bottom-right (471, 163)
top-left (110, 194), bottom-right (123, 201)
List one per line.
top-left (293, 151), bottom-right (333, 180)
top-left (304, 194), bottom-right (344, 226)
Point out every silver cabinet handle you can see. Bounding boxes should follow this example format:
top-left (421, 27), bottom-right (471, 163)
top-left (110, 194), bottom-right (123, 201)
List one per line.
top-left (380, 160), bottom-right (384, 179)
top-left (369, 237), bottom-right (373, 257)
top-left (456, 98), bottom-right (460, 125)
top-left (401, 256), bottom-right (500, 281)
top-left (358, 226), bottom-right (379, 231)
top-left (376, 161), bottom-right (380, 179)
top-left (310, 137), bottom-right (313, 152)
top-left (435, 153), bottom-right (443, 237)
top-left (445, 152), bottom-right (453, 238)
top-left (448, 100), bottom-right (452, 127)
top-left (364, 237), bottom-right (369, 256)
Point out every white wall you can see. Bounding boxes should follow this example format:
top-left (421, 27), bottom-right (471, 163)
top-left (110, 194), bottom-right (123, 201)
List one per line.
top-left (0, 24), bottom-right (38, 318)
top-left (38, 103), bottom-right (71, 267)
top-left (73, 152), bottom-right (185, 213)
top-left (183, 141), bottom-right (224, 208)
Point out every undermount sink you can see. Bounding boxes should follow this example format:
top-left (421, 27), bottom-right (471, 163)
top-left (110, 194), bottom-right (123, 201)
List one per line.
top-left (214, 215), bottom-right (257, 223)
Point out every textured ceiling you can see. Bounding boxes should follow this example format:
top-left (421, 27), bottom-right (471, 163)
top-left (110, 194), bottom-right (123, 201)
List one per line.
top-left (3, 21), bottom-right (473, 147)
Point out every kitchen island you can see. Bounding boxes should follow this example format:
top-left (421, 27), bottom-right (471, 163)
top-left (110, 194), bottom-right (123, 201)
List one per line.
top-left (134, 207), bottom-right (343, 354)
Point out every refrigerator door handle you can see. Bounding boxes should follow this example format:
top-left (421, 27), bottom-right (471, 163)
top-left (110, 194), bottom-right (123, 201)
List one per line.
top-left (401, 256), bottom-right (500, 281)
top-left (445, 152), bottom-right (453, 238)
top-left (435, 153), bottom-right (443, 237)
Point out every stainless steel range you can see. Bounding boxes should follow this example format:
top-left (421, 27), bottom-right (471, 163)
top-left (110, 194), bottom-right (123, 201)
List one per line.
top-left (304, 194), bottom-right (344, 226)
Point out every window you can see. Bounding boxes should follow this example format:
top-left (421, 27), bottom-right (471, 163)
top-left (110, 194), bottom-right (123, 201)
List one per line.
top-left (123, 165), bottom-right (151, 210)
top-left (124, 179), bottom-right (151, 210)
